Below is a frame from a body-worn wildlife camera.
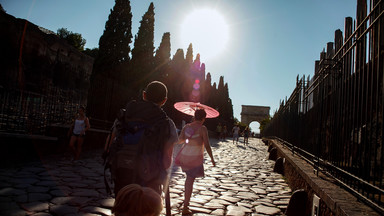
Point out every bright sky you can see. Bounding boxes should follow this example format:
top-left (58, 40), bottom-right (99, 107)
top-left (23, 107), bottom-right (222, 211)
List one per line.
top-left (1, 0), bottom-right (357, 132)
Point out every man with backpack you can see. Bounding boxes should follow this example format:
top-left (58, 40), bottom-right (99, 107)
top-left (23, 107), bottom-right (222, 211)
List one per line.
top-left (104, 81), bottom-right (178, 196)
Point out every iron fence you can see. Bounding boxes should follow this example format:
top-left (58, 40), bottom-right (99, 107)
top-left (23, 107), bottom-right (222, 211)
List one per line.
top-left (263, 0), bottom-right (384, 213)
top-left (0, 86), bottom-right (84, 135)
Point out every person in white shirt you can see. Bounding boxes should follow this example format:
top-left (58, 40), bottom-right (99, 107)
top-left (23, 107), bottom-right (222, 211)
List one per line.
top-left (68, 106), bottom-right (90, 160)
top-left (232, 124), bottom-right (240, 144)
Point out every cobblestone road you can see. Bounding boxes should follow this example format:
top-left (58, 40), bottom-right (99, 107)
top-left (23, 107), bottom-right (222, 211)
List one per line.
top-left (0, 138), bottom-right (292, 216)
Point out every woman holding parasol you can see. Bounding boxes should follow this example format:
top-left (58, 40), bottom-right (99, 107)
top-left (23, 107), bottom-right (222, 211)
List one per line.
top-left (174, 102), bottom-right (217, 215)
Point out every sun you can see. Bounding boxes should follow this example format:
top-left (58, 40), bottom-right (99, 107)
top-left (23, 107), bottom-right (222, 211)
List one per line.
top-left (180, 8), bottom-right (229, 61)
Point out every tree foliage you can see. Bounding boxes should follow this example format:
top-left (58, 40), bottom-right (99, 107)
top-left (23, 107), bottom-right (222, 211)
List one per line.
top-left (82, 48), bottom-right (99, 58)
top-left (260, 117), bottom-right (271, 134)
top-left (130, 2), bottom-right (155, 90)
top-left (186, 43), bottom-right (193, 65)
top-left (0, 4), bottom-right (5, 13)
top-left (86, 1), bottom-right (234, 127)
top-left (95, 0), bottom-right (133, 76)
top-left (154, 32), bottom-right (171, 79)
top-left (57, 28), bottom-right (86, 51)
top-left (87, 0), bottom-right (133, 119)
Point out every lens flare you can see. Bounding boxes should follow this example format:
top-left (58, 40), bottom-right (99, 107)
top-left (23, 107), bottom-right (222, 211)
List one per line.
top-left (193, 83), bottom-right (200, 90)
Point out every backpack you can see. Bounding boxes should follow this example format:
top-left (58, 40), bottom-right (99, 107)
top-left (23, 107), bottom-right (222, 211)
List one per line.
top-left (104, 100), bottom-right (170, 194)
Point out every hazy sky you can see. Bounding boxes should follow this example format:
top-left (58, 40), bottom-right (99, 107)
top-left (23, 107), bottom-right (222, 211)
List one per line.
top-left (1, 0), bottom-right (357, 132)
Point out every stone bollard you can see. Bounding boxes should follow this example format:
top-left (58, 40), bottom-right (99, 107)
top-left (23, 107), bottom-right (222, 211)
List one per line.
top-left (268, 147), bottom-right (278, 161)
top-left (273, 157), bottom-right (284, 175)
top-left (285, 189), bottom-right (307, 216)
top-left (262, 139), bottom-right (269, 145)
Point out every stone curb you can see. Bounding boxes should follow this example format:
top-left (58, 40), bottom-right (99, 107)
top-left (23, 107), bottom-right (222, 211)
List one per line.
top-left (268, 138), bottom-right (380, 216)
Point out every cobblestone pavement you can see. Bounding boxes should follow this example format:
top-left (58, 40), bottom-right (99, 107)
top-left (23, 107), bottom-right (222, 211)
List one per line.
top-left (0, 138), bottom-right (292, 216)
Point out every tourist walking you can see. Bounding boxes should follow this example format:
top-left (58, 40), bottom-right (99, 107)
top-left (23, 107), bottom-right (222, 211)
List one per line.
top-left (105, 81), bottom-right (178, 196)
top-left (232, 124), bottom-right (240, 144)
top-left (176, 109), bottom-right (216, 215)
top-left (215, 123), bottom-right (222, 140)
top-left (68, 106), bottom-right (90, 160)
top-left (222, 125), bottom-right (228, 140)
top-left (243, 126), bottom-right (250, 144)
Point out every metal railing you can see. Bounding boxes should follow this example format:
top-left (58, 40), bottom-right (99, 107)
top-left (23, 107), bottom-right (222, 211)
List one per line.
top-left (0, 86), bottom-right (83, 135)
top-left (263, 0), bottom-right (384, 213)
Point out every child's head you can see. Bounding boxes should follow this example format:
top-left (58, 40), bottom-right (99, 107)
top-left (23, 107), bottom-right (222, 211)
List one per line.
top-left (112, 184), bottom-right (163, 216)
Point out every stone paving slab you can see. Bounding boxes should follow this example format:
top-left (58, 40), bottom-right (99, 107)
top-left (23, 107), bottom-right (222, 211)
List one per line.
top-left (0, 138), bottom-right (291, 215)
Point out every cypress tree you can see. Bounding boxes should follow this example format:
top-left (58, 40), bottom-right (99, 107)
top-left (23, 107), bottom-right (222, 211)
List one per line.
top-left (211, 82), bottom-right (218, 109)
top-left (223, 83), bottom-right (233, 123)
top-left (94, 0), bottom-right (132, 77)
top-left (217, 76), bottom-right (225, 96)
top-left (205, 73), bottom-right (212, 88)
top-left (186, 43), bottom-right (193, 66)
top-left (87, 0), bottom-right (133, 121)
top-left (224, 82), bottom-right (229, 99)
top-left (203, 72), bottom-right (212, 105)
top-left (154, 32), bottom-right (171, 80)
top-left (131, 2), bottom-right (155, 90)
top-left (170, 47), bottom-right (191, 101)
top-left (0, 4), bottom-right (5, 13)
top-left (200, 63), bottom-right (206, 82)
top-left (217, 76), bottom-right (229, 121)
top-left (217, 76), bottom-right (225, 111)
top-left (172, 48), bottom-right (185, 71)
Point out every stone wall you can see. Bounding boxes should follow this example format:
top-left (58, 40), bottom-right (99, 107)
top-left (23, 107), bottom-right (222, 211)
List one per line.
top-left (0, 10), bottom-right (93, 105)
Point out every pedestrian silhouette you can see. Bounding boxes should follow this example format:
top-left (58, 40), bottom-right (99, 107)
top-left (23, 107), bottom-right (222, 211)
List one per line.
top-left (176, 109), bottom-right (216, 215)
top-left (68, 106), bottom-right (90, 160)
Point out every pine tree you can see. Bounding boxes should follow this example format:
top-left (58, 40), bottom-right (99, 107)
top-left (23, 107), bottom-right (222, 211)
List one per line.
top-left (172, 48), bottom-right (185, 72)
top-left (217, 76), bottom-right (225, 95)
top-left (224, 83), bottom-right (234, 123)
top-left (205, 73), bottom-right (212, 88)
top-left (200, 63), bottom-right (206, 82)
top-left (203, 72), bottom-right (212, 105)
top-left (130, 2), bottom-right (155, 90)
top-left (0, 4), bottom-right (5, 13)
top-left (154, 32), bottom-right (171, 80)
top-left (217, 76), bottom-right (225, 111)
top-left (224, 83), bottom-right (229, 99)
top-left (211, 82), bottom-right (218, 109)
top-left (186, 43), bottom-right (193, 65)
top-left (94, 0), bottom-right (132, 77)
top-left (87, 0), bottom-right (133, 120)
top-left (216, 76), bottom-right (231, 122)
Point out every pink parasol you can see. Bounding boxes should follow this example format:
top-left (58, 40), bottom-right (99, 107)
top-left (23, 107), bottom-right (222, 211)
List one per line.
top-left (174, 102), bottom-right (220, 118)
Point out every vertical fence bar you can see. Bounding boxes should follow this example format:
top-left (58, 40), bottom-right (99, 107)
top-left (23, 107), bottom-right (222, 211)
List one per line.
top-left (263, 1), bottom-right (384, 212)
top-left (376, 0), bottom-right (383, 206)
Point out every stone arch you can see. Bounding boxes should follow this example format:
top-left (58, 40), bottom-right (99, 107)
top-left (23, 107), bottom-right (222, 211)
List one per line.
top-left (240, 105), bottom-right (270, 126)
